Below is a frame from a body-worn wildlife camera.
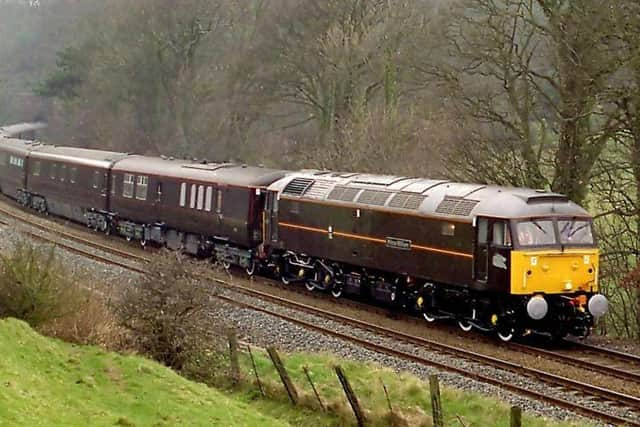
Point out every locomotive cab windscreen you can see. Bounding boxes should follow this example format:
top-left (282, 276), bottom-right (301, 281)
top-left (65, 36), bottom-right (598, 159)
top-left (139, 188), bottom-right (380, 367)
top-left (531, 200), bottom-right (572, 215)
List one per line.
top-left (514, 217), bottom-right (595, 249)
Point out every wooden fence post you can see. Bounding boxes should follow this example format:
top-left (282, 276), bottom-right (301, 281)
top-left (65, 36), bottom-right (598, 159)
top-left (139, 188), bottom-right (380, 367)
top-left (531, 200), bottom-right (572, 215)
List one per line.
top-left (380, 379), bottom-right (393, 415)
top-left (247, 346), bottom-right (265, 397)
top-left (510, 406), bottom-right (522, 427)
top-left (267, 347), bottom-right (299, 405)
top-left (335, 365), bottom-right (366, 427)
top-left (429, 374), bottom-right (444, 427)
top-left (228, 331), bottom-right (240, 386)
top-left (303, 366), bottom-right (325, 411)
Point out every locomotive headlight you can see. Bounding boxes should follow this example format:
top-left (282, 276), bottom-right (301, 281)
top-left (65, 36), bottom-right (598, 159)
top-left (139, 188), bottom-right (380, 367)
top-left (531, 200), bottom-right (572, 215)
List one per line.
top-left (526, 295), bottom-right (548, 320)
top-left (588, 294), bottom-right (608, 318)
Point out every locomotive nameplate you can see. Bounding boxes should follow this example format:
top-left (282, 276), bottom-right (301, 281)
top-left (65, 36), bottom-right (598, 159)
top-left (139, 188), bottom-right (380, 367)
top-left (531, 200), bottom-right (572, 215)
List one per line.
top-left (386, 237), bottom-right (412, 251)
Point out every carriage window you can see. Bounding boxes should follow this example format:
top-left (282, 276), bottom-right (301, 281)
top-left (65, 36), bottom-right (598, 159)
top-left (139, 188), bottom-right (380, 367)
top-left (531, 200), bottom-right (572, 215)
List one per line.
top-left (136, 175), bottom-right (148, 200)
top-left (69, 167), bottom-right (77, 184)
top-left (0, 154), bottom-right (6, 166)
top-left (441, 222), bottom-right (456, 237)
top-left (111, 174), bottom-right (116, 194)
top-left (216, 190), bottom-right (223, 213)
top-left (156, 183), bottom-right (162, 202)
top-left (123, 173), bottom-right (135, 198)
top-left (179, 183), bottom-right (187, 207)
top-left (190, 184), bottom-right (197, 209)
top-left (492, 221), bottom-right (512, 246)
top-left (205, 186), bottom-right (213, 212)
top-left (50, 163), bottom-right (57, 180)
top-left (9, 156), bottom-right (24, 168)
top-left (92, 171), bottom-right (102, 189)
top-left (196, 185), bottom-right (205, 210)
top-left (32, 161), bottom-right (41, 176)
top-left (59, 164), bottom-right (66, 182)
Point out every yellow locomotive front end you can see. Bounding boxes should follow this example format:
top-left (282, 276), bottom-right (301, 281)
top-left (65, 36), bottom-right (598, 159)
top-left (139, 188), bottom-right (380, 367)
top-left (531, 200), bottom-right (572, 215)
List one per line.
top-left (510, 248), bottom-right (599, 295)
top-left (506, 217), bottom-right (608, 339)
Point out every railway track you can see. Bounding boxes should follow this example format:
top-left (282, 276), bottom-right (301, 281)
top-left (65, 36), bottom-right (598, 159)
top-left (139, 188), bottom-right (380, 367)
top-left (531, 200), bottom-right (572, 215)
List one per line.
top-left (1, 200), bottom-right (639, 426)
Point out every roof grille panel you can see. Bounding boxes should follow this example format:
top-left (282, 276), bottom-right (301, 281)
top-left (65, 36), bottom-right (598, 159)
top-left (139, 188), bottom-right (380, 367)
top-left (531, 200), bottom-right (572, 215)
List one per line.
top-left (283, 177), bottom-right (314, 196)
top-left (327, 186), bottom-right (360, 202)
top-left (435, 196), bottom-right (478, 216)
top-left (404, 195), bottom-right (427, 210)
top-left (357, 190), bottom-right (391, 206)
top-left (388, 193), bottom-right (410, 208)
top-left (304, 179), bottom-right (334, 199)
top-left (389, 193), bottom-right (427, 210)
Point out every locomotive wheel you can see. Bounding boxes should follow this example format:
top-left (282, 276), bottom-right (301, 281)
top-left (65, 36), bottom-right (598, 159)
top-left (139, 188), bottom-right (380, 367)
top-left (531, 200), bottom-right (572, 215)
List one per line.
top-left (222, 260), bottom-right (231, 270)
top-left (458, 320), bottom-right (473, 332)
top-left (281, 274), bottom-right (292, 285)
top-left (140, 239), bottom-right (147, 248)
top-left (245, 260), bottom-right (258, 277)
top-left (305, 280), bottom-right (316, 291)
top-left (331, 282), bottom-right (343, 298)
top-left (125, 235), bottom-right (132, 242)
top-left (497, 328), bottom-right (515, 342)
top-left (422, 310), bottom-right (436, 323)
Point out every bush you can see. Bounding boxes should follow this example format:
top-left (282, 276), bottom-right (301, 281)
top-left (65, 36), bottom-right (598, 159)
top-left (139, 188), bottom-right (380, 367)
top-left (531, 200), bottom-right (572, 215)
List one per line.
top-left (0, 240), bottom-right (81, 327)
top-left (39, 290), bottom-right (131, 350)
top-left (115, 250), bottom-right (227, 375)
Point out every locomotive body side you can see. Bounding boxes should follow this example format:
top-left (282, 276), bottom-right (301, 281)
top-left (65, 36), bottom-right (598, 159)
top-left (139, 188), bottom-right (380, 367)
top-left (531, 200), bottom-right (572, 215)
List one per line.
top-left (266, 171), bottom-right (607, 340)
top-left (277, 195), bottom-right (475, 289)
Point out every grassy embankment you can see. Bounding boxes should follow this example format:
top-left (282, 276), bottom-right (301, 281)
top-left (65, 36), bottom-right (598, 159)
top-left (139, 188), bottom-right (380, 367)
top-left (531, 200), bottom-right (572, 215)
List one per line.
top-left (0, 317), bottom-right (590, 427)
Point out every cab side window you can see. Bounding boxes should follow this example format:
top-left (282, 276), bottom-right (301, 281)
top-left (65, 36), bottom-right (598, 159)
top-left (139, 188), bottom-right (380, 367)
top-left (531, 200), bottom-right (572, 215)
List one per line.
top-left (492, 221), bottom-right (512, 247)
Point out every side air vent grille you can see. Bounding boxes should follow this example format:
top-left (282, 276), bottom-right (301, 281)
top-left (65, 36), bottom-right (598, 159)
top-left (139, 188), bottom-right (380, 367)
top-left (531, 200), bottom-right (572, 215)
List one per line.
top-left (327, 186), bottom-right (360, 202)
top-left (283, 178), bottom-right (314, 196)
top-left (357, 190), bottom-right (392, 206)
top-left (389, 193), bottom-right (427, 210)
top-left (435, 197), bottom-right (478, 216)
top-left (304, 179), bottom-right (334, 199)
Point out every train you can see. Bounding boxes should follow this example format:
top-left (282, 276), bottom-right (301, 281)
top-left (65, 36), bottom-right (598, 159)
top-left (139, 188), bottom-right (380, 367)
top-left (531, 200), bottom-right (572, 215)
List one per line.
top-left (0, 123), bottom-right (608, 342)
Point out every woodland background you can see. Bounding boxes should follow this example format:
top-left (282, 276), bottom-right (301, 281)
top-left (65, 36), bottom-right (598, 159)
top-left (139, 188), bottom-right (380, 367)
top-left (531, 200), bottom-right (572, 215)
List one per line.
top-left (0, 0), bottom-right (639, 339)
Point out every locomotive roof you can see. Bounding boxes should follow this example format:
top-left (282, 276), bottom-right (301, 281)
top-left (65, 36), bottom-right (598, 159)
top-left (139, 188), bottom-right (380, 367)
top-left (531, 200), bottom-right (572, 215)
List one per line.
top-left (29, 145), bottom-right (128, 168)
top-left (270, 171), bottom-right (591, 221)
top-left (112, 155), bottom-right (288, 187)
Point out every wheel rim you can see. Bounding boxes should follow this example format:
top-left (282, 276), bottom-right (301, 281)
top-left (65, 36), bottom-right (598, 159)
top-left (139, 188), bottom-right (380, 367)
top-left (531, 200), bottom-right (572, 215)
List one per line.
top-left (458, 320), bottom-right (473, 332)
top-left (281, 275), bottom-right (291, 285)
top-left (222, 261), bottom-right (231, 270)
top-left (126, 235), bottom-right (132, 242)
top-left (246, 261), bottom-right (256, 276)
top-left (498, 329), bottom-right (514, 342)
top-left (331, 283), bottom-right (343, 298)
top-left (140, 240), bottom-right (147, 247)
top-left (423, 311), bottom-right (436, 323)
top-left (305, 281), bottom-right (316, 292)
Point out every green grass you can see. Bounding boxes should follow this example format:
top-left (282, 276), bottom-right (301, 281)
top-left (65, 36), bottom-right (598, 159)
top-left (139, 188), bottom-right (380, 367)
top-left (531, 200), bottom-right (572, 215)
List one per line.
top-left (0, 318), bottom-right (333, 426)
top-left (0, 318), bottom-right (591, 426)
top-left (236, 350), bottom-right (591, 427)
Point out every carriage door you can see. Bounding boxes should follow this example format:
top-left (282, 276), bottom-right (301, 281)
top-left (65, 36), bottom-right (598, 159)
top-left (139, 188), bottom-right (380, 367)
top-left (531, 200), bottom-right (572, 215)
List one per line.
top-left (474, 217), bottom-right (489, 281)
top-left (265, 191), bottom-right (279, 243)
